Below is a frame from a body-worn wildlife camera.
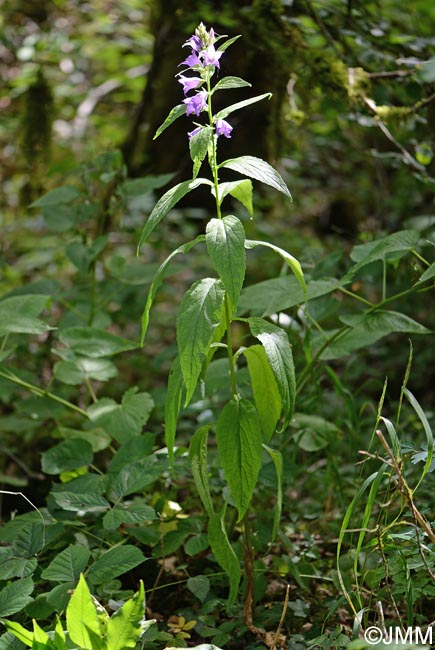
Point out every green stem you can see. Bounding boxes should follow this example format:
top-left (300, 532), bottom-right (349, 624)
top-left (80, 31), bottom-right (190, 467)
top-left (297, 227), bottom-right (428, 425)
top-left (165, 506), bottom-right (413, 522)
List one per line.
top-left (0, 369), bottom-right (89, 418)
top-left (207, 73), bottom-right (237, 397)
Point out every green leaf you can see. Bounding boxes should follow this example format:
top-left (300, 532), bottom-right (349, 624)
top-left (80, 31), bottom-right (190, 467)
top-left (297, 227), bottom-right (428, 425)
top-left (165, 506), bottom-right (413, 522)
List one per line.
top-left (31, 185), bottom-right (80, 207)
top-left (0, 620), bottom-right (33, 650)
top-left (52, 491), bottom-right (110, 514)
top-left (87, 546), bottom-right (146, 586)
top-left (141, 236), bottom-right (205, 344)
top-left (208, 510), bottom-right (241, 607)
top-left (189, 126), bottom-right (213, 175)
top-left (418, 260), bottom-right (435, 283)
top-left (137, 178), bottom-right (212, 250)
top-left (216, 399), bottom-right (262, 521)
top-left (220, 155), bottom-right (291, 198)
top-left (239, 276), bottom-right (340, 317)
top-left (41, 439), bottom-right (94, 474)
top-left (54, 358), bottom-right (118, 385)
top-left (58, 327), bottom-right (135, 358)
top-left (214, 180), bottom-right (253, 216)
top-left (106, 457), bottom-right (164, 500)
top-left (66, 236), bottom-right (108, 275)
top-left (54, 425), bottom-right (111, 453)
top-left (213, 76), bottom-right (251, 92)
top-left (245, 239), bottom-right (305, 294)
top-left (41, 545), bottom-right (91, 583)
top-left (248, 318), bottom-right (296, 427)
top-left (121, 173), bottom-right (174, 198)
top-left (176, 278), bottom-right (226, 405)
top-left (106, 581), bottom-right (146, 650)
top-left (0, 578), bottom-right (34, 617)
top-left (165, 356), bottom-right (184, 471)
top-left (262, 445), bottom-right (283, 543)
top-left (66, 574), bottom-right (100, 650)
top-left (214, 93), bottom-right (272, 122)
top-left (187, 576), bottom-right (210, 603)
top-left (0, 295), bottom-right (51, 337)
top-left (103, 503), bottom-right (156, 530)
top-left (243, 345), bottom-right (282, 442)
top-left (0, 557), bottom-right (37, 581)
top-left (321, 310), bottom-right (431, 360)
top-left (88, 388), bottom-right (154, 443)
top-left (347, 230), bottom-right (419, 277)
top-left (2, 622), bottom-right (33, 648)
top-left (418, 57), bottom-right (435, 83)
top-left (291, 413), bottom-right (338, 451)
top-left (189, 426), bottom-right (214, 517)
top-left (206, 216), bottom-right (246, 310)
top-left (153, 104), bottom-right (186, 140)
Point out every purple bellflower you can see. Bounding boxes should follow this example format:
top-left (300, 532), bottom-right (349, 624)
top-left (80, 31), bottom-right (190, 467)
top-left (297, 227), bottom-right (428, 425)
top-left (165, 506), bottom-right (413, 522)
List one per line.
top-left (183, 90), bottom-right (208, 116)
top-left (202, 44), bottom-right (223, 69)
top-left (179, 51), bottom-right (201, 68)
top-left (188, 126), bottom-right (202, 140)
top-left (215, 118), bottom-right (233, 138)
top-left (184, 35), bottom-right (203, 52)
top-left (178, 74), bottom-right (202, 95)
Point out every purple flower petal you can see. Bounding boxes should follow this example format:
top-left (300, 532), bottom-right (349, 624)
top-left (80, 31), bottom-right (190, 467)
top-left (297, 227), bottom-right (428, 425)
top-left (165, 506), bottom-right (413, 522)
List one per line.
top-left (183, 90), bottom-right (208, 116)
top-left (215, 118), bottom-right (233, 138)
top-left (179, 51), bottom-right (202, 68)
top-left (202, 44), bottom-right (223, 68)
top-left (178, 74), bottom-right (202, 95)
top-left (184, 35), bottom-right (203, 52)
top-left (188, 126), bottom-right (202, 140)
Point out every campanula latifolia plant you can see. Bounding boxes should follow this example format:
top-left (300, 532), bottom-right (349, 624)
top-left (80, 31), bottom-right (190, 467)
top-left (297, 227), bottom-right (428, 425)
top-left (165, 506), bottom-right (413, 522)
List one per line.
top-left (138, 23), bottom-right (305, 621)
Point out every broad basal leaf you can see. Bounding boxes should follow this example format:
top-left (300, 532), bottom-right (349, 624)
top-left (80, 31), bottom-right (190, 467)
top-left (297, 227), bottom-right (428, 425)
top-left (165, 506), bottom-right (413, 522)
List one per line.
top-left (216, 398), bottom-right (262, 521)
top-left (176, 278), bottom-right (225, 405)
top-left (106, 581), bottom-right (146, 650)
top-left (0, 294), bottom-right (51, 337)
top-left (220, 155), bottom-right (291, 198)
top-left (206, 216), bottom-right (245, 310)
top-left (58, 327), bottom-right (135, 358)
top-left (248, 318), bottom-right (296, 428)
top-left (88, 388), bottom-right (154, 443)
top-left (243, 345), bottom-right (282, 442)
top-left (137, 178), bottom-right (212, 250)
top-left (208, 510), bottom-right (241, 608)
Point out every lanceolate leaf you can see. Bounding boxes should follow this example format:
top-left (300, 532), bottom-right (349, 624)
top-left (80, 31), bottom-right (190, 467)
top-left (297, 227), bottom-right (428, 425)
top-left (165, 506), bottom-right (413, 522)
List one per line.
top-left (245, 239), bottom-right (305, 294)
top-left (189, 126), bottom-right (213, 164)
top-left (220, 155), bottom-right (291, 198)
top-left (106, 581), bottom-right (146, 650)
top-left (141, 235), bottom-right (205, 344)
top-left (206, 216), bottom-right (246, 310)
top-left (214, 93), bottom-right (272, 122)
top-left (263, 444), bottom-right (283, 543)
top-left (189, 426), bottom-right (214, 517)
top-left (176, 278), bottom-right (226, 405)
top-left (137, 178), bottom-right (212, 250)
top-left (214, 179), bottom-right (253, 216)
top-left (248, 318), bottom-right (296, 428)
top-left (66, 574), bottom-right (100, 650)
top-left (216, 398), bottom-right (262, 521)
top-left (153, 103), bottom-right (186, 140)
top-left (243, 344), bottom-right (282, 442)
top-left (213, 76), bottom-right (252, 91)
top-left (165, 356), bottom-right (184, 471)
top-left (208, 509), bottom-right (241, 607)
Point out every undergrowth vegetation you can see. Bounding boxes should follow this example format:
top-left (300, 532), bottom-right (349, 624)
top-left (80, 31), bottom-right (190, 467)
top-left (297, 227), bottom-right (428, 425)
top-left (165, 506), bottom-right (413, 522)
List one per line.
top-left (1, 13), bottom-right (435, 650)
